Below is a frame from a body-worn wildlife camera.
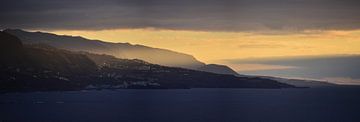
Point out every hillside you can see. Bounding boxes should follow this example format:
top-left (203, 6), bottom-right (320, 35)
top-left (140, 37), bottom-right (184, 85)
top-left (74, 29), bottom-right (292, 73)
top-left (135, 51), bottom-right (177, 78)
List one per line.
top-left (198, 64), bottom-right (240, 76)
top-left (0, 32), bottom-right (98, 91)
top-left (83, 52), bottom-right (293, 89)
top-left (4, 29), bottom-right (205, 69)
top-left (4, 29), bottom-right (242, 76)
top-left (0, 31), bottom-right (294, 91)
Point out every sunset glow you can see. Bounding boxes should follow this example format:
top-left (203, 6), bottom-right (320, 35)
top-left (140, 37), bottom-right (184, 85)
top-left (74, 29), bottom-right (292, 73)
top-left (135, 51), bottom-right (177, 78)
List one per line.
top-left (50, 29), bottom-right (360, 63)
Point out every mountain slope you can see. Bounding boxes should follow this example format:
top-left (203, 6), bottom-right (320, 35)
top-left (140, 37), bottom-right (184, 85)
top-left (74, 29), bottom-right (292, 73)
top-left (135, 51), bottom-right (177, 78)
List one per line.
top-left (0, 31), bottom-right (99, 91)
top-left (0, 32), bottom-right (97, 74)
top-left (83, 52), bottom-right (294, 89)
top-left (4, 29), bottom-right (243, 76)
top-left (0, 31), bottom-right (294, 91)
top-left (4, 29), bottom-right (205, 69)
top-left (198, 64), bottom-right (239, 76)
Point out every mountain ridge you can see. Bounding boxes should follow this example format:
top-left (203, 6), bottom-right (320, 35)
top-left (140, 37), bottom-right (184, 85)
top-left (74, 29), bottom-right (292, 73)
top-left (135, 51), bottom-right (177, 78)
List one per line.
top-left (3, 29), bottom-right (241, 76)
top-left (3, 29), bottom-right (205, 69)
top-left (198, 64), bottom-right (240, 76)
top-left (0, 31), bottom-right (294, 91)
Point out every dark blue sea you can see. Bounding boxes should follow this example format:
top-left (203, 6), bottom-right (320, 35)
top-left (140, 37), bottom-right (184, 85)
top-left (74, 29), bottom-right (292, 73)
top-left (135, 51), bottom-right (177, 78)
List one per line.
top-left (1, 87), bottom-right (360, 122)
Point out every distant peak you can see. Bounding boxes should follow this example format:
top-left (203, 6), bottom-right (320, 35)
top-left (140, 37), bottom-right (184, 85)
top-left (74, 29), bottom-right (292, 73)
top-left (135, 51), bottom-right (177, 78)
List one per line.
top-left (197, 64), bottom-right (239, 76)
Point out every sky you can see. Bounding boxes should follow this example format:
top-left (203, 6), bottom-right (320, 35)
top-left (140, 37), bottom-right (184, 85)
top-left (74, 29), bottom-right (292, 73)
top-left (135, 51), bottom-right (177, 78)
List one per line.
top-left (2, 0), bottom-right (360, 31)
top-left (2, 0), bottom-right (360, 84)
top-left (48, 29), bottom-right (360, 63)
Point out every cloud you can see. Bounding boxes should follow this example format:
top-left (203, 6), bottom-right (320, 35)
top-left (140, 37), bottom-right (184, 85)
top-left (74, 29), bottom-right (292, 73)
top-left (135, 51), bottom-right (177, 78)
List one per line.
top-left (226, 55), bottom-right (360, 85)
top-left (1, 0), bottom-right (360, 32)
top-left (225, 55), bottom-right (360, 79)
top-left (238, 44), bottom-right (284, 49)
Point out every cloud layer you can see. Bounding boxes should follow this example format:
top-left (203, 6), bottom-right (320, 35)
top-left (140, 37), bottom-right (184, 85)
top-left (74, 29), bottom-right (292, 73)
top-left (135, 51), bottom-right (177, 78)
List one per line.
top-left (226, 55), bottom-right (360, 84)
top-left (1, 0), bottom-right (360, 31)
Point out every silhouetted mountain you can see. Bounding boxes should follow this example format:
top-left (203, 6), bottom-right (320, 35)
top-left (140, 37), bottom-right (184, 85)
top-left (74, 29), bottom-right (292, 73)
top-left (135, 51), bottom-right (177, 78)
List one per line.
top-left (0, 31), bottom-right (294, 91)
top-left (0, 31), bottom-right (24, 65)
top-left (198, 64), bottom-right (239, 76)
top-left (0, 31), bottom-right (23, 51)
top-left (4, 29), bottom-right (205, 69)
top-left (83, 52), bottom-right (293, 89)
top-left (4, 29), bottom-right (245, 76)
top-left (0, 31), bottom-right (98, 91)
top-left (0, 32), bottom-right (97, 74)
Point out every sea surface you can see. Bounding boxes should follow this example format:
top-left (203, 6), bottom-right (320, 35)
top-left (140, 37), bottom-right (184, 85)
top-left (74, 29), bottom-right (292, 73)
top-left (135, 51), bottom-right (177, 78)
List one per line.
top-left (1, 87), bottom-right (360, 122)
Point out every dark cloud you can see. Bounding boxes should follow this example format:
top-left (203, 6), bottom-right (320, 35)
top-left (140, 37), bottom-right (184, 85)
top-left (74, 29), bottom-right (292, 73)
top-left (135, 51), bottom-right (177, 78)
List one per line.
top-left (1, 0), bottom-right (360, 31)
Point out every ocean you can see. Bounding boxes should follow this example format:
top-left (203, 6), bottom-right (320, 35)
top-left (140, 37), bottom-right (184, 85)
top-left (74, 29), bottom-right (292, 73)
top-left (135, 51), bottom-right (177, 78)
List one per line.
top-left (1, 87), bottom-right (360, 122)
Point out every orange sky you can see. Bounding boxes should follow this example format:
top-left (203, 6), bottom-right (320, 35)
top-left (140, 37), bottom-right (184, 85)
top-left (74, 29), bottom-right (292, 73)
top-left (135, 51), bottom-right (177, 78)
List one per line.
top-left (49, 29), bottom-right (360, 65)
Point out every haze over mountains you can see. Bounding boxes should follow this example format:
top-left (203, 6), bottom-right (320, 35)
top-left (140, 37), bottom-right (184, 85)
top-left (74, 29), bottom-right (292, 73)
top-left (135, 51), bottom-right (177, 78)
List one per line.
top-left (1, 29), bottom-right (340, 88)
top-left (4, 29), bottom-right (241, 76)
top-left (4, 29), bottom-right (204, 69)
top-left (0, 31), bottom-right (295, 91)
top-left (228, 55), bottom-right (360, 85)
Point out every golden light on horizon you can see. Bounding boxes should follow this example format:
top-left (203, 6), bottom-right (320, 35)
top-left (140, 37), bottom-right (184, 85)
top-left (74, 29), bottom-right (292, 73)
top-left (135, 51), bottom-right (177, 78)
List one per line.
top-left (49, 29), bottom-right (360, 64)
